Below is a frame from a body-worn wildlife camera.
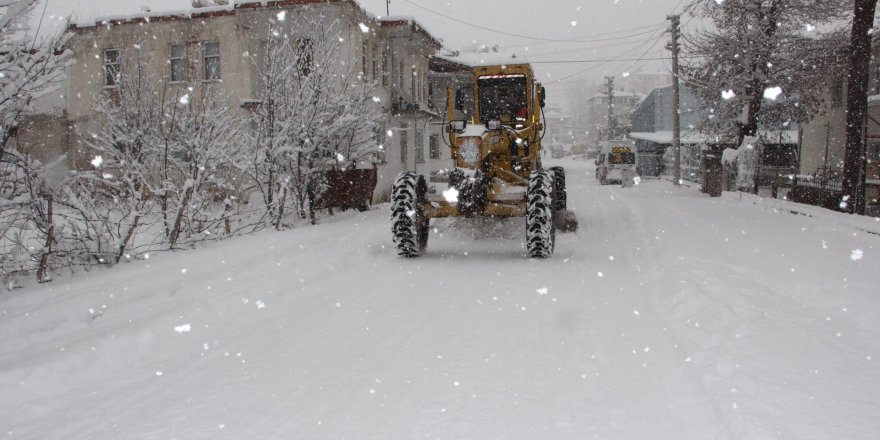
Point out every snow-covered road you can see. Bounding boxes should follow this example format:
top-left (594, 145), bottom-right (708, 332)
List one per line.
top-left (2, 159), bottom-right (878, 440)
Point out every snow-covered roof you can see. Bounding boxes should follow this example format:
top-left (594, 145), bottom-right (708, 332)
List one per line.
top-left (377, 15), bottom-right (442, 49)
top-left (437, 52), bottom-right (533, 68)
top-left (868, 94), bottom-right (880, 107)
top-left (72, 0), bottom-right (372, 29)
top-left (630, 130), bottom-right (798, 145)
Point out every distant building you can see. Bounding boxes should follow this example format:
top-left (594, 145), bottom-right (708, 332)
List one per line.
top-left (629, 83), bottom-right (798, 179)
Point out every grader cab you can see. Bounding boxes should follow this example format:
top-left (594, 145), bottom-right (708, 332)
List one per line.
top-left (391, 63), bottom-right (576, 258)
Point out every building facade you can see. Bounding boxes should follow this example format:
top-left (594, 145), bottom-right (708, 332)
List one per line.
top-left (17, 0), bottom-right (442, 204)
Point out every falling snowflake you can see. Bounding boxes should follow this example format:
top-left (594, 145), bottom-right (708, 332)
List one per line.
top-left (91, 155), bottom-right (103, 168)
top-left (174, 324), bottom-right (192, 333)
top-left (721, 90), bottom-right (736, 100)
top-left (851, 249), bottom-right (863, 261)
top-left (763, 87), bottom-right (783, 100)
top-left (277, 11), bottom-right (286, 21)
top-left (443, 187), bottom-right (460, 203)
top-left (179, 94), bottom-right (190, 105)
top-left (536, 287), bottom-right (549, 295)
top-left (359, 23), bottom-right (370, 33)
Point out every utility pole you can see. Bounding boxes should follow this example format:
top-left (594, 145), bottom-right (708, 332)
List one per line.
top-left (841, 0), bottom-right (877, 215)
top-left (386, 0), bottom-right (390, 16)
top-left (605, 76), bottom-right (615, 140)
top-left (667, 14), bottom-right (681, 187)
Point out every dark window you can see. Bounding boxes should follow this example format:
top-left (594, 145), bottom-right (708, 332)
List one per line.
top-left (429, 135), bottom-right (440, 159)
top-left (372, 44), bottom-right (379, 80)
top-left (297, 38), bottom-right (313, 77)
top-left (478, 75), bottom-right (528, 124)
top-left (362, 41), bottom-right (368, 77)
top-left (411, 65), bottom-right (417, 101)
top-left (415, 128), bottom-right (424, 163)
top-left (203, 42), bottom-right (220, 80)
top-left (382, 46), bottom-right (390, 87)
top-left (374, 124), bottom-right (387, 164)
top-left (103, 49), bottom-right (120, 87)
top-left (170, 43), bottom-right (186, 82)
top-left (831, 83), bottom-right (844, 107)
top-left (399, 124), bottom-right (408, 164)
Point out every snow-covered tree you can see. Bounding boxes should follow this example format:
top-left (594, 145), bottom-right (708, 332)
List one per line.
top-left (163, 87), bottom-right (245, 248)
top-left (682, 0), bottom-right (851, 146)
top-left (1, 0), bottom-right (70, 283)
top-left (243, 18), bottom-right (381, 229)
top-left (86, 48), bottom-right (246, 254)
top-left (0, 0), bottom-right (69, 154)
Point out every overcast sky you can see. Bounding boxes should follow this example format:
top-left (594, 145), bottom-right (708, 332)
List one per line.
top-left (28, 0), bottom-right (688, 103)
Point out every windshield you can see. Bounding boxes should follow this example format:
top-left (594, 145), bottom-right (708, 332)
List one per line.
top-left (477, 75), bottom-right (528, 124)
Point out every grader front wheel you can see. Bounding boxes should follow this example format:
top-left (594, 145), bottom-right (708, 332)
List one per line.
top-left (391, 172), bottom-right (429, 258)
top-left (526, 170), bottom-right (556, 258)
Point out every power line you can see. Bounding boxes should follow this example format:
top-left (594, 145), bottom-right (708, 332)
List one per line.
top-left (543, 27), bottom-right (668, 85)
top-left (531, 56), bottom-right (694, 64)
top-left (403, 0), bottom-right (666, 44)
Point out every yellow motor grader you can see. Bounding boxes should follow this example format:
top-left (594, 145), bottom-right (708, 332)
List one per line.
top-left (391, 63), bottom-right (576, 258)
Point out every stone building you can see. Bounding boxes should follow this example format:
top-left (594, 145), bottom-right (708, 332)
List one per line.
top-left (16, 0), bottom-right (442, 204)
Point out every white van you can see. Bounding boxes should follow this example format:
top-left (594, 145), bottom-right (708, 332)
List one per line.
top-left (595, 140), bottom-right (639, 185)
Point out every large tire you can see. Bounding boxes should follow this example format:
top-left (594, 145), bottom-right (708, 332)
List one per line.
top-left (391, 172), bottom-right (429, 258)
top-left (526, 170), bottom-right (555, 258)
top-left (549, 166), bottom-right (567, 211)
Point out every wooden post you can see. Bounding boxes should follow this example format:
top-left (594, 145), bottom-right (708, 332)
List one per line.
top-left (37, 193), bottom-right (54, 283)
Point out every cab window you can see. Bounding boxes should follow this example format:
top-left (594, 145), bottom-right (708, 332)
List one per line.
top-left (478, 74), bottom-right (528, 124)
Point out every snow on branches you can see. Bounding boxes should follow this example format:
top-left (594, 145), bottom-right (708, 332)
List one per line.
top-left (681, 0), bottom-right (850, 146)
top-left (242, 18), bottom-right (381, 229)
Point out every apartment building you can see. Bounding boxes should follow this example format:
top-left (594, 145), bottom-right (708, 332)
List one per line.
top-left (20, 0), bottom-right (442, 204)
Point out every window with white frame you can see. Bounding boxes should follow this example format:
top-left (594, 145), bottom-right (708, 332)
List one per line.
top-left (203, 41), bottom-right (221, 80)
top-left (170, 43), bottom-right (186, 82)
top-left (103, 48), bottom-right (120, 87)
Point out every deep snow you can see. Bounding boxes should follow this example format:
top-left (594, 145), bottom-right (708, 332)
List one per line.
top-left (1, 159), bottom-right (878, 440)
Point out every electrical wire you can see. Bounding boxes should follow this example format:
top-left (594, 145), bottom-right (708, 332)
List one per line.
top-left (543, 26), bottom-right (668, 85)
top-left (403, 0), bottom-right (667, 44)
